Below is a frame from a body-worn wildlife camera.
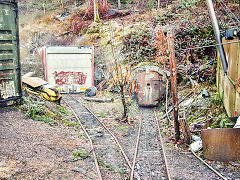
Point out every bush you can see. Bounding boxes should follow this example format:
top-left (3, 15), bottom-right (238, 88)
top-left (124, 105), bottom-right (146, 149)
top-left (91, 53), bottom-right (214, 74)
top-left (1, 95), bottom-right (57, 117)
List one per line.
top-left (19, 0), bottom-right (80, 12)
top-left (180, 0), bottom-right (200, 9)
top-left (121, 28), bottom-right (156, 65)
top-left (87, 0), bottom-right (109, 19)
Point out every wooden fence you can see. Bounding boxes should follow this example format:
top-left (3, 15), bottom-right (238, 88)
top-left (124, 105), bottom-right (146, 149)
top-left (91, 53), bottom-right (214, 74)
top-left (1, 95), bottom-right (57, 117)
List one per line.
top-left (217, 38), bottom-right (240, 117)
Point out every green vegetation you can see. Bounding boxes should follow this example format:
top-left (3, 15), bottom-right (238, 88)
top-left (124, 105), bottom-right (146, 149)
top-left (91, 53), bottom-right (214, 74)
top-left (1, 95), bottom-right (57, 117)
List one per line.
top-left (20, 160), bottom-right (27, 165)
top-left (211, 92), bottom-right (223, 106)
top-left (117, 125), bottom-right (129, 136)
top-left (19, 97), bottom-right (71, 126)
top-left (97, 112), bottom-right (107, 118)
top-left (122, 27), bottom-right (156, 66)
top-left (21, 97), bottom-right (53, 125)
top-left (180, 0), bottom-right (200, 9)
top-left (118, 169), bottom-right (127, 176)
top-left (76, 132), bottom-right (85, 137)
top-left (98, 159), bottom-right (114, 171)
top-left (128, 100), bottom-right (139, 116)
top-left (72, 150), bottom-right (89, 160)
top-left (56, 105), bottom-right (69, 115)
top-left (211, 114), bottom-right (235, 128)
top-left (19, 0), bottom-right (80, 12)
top-left (64, 120), bottom-right (80, 127)
top-left (46, 170), bottom-right (52, 175)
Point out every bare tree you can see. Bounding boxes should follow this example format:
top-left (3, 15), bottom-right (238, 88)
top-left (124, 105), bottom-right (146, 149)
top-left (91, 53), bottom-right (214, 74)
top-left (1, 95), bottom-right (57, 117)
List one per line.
top-left (94, 0), bottom-right (100, 22)
top-left (118, 0), bottom-right (121, 9)
top-left (157, 0), bottom-right (160, 9)
top-left (108, 64), bottom-right (138, 121)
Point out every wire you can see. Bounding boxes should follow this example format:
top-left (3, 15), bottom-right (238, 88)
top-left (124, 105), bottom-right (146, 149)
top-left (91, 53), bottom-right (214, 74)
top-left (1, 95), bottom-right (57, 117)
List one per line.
top-left (216, 0), bottom-right (239, 28)
top-left (160, 91), bottom-right (194, 120)
top-left (216, 0), bottom-right (240, 27)
top-left (0, 2), bottom-right (16, 6)
top-left (176, 40), bottom-right (240, 52)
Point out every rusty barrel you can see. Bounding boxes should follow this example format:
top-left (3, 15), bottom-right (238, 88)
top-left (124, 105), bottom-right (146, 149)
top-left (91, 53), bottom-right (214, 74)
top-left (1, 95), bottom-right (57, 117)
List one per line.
top-left (201, 128), bottom-right (240, 161)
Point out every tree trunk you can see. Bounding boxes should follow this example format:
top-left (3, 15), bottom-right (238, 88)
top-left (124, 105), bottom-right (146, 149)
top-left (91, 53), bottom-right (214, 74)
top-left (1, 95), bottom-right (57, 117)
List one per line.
top-left (168, 30), bottom-right (180, 141)
top-left (61, 0), bottom-right (64, 8)
top-left (118, 0), bottom-right (121, 9)
top-left (94, 0), bottom-right (101, 22)
top-left (120, 86), bottom-right (128, 121)
top-left (43, 3), bottom-right (46, 15)
top-left (157, 0), bottom-right (160, 9)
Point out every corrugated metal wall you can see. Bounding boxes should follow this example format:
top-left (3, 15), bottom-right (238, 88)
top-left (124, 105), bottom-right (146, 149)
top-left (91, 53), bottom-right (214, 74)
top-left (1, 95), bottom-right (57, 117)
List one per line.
top-left (0, 0), bottom-right (21, 105)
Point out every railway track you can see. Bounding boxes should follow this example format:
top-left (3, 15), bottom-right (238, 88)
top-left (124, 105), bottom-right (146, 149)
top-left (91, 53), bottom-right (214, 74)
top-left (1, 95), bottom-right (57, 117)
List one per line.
top-left (63, 94), bottom-right (171, 180)
top-left (63, 94), bottom-right (132, 179)
top-left (130, 108), bottom-right (170, 180)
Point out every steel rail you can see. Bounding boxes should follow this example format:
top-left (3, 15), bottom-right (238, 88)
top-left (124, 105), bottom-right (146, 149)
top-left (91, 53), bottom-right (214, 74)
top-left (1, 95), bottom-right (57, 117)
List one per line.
top-left (130, 109), bottom-right (143, 180)
top-left (64, 97), bottom-right (102, 180)
top-left (71, 95), bottom-right (133, 170)
top-left (154, 110), bottom-right (172, 180)
top-left (190, 149), bottom-right (227, 180)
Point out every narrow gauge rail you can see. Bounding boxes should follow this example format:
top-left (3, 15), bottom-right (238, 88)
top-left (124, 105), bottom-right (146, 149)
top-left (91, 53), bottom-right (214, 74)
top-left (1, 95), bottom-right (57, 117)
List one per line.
top-left (63, 94), bottom-right (132, 179)
top-left (63, 94), bottom-right (229, 180)
top-left (130, 108), bottom-right (171, 180)
top-left (64, 94), bottom-right (171, 179)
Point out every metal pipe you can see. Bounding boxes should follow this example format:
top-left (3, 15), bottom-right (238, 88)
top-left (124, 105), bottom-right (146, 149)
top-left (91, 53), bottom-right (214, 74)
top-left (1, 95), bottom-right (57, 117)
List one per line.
top-left (206, 0), bottom-right (228, 73)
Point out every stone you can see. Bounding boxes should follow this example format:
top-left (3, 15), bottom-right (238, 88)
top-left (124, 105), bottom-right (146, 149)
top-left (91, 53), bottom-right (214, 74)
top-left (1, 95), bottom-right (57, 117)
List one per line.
top-left (85, 87), bottom-right (97, 97)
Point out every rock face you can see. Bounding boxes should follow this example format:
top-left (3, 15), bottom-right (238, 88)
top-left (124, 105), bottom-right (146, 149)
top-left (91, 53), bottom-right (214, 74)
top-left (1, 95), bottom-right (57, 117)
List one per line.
top-left (85, 86), bottom-right (97, 97)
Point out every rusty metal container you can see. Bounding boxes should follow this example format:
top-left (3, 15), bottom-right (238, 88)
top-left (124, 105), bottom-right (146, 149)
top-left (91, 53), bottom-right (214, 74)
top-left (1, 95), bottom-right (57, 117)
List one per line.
top-left (42, 46), bottom-right (94, 93)
top-left (0, 0), bottom-right (22, 106)
top-left (202, 128), bottom-right (240, 161)
top-left (136, 66), bottom-right (165, 107)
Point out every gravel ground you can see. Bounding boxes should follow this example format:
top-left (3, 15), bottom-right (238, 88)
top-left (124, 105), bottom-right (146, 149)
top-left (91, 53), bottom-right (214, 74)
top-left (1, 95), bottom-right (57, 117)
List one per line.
top-left (164, 144), bottom-right (240, 180)
top-left (0, 106), bottom-right (96, 179)
top-left (64, 95), bottom-right (129, 179)
top-left (85, 94), bottom-right (240, 180)
top-left (160, 121), bottom-right (240, 180)
top-left (134, 107), bottom-right (167, 180)
top-left (1, 94), bottom-right (239, 179)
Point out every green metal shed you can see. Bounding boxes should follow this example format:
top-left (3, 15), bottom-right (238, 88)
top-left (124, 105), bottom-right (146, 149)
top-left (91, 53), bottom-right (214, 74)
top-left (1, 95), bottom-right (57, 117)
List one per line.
top-left (0, 0), bottom-right (21, 106)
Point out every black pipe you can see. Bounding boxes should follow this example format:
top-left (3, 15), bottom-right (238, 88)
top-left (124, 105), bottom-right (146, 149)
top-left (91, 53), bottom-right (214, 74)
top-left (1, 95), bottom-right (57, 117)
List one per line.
top-left (0, 96), bottom-right (21, 103)
top-left (206, 0), bottom-right (228, 73)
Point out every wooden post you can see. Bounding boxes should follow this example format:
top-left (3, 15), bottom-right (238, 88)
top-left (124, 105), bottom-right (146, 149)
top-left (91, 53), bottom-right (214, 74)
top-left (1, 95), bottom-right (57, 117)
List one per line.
top-left (168, 30), bottom-right (180, 141)
top-left (179, 111), bottom-right (191, 144)
top-left (43, 3), bottom-right (46, 15)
